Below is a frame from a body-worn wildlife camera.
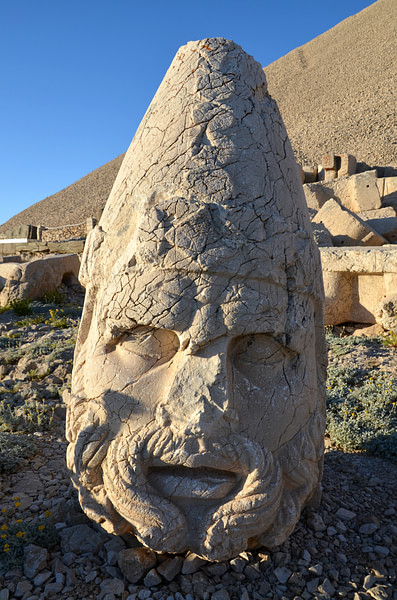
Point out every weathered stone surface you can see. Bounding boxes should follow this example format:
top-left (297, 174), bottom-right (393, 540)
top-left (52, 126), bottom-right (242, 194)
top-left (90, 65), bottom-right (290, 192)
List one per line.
top-left (337, 153), bottom-right (357, 178)
top-left (60, 524), bottom-right (108, 554)
top-left (302, 164), bottom-right (318, 184)
top-left (322, 154), bottom-right (336, 171)
top-left (320, 247), bottom-right (397, 325)
top-left (303, 170), bottom-right (382, 214)
top-left (311, 222), bottom-right (333, 247)
top-left (0, 239), bottom-right (85, 258)
top-left (118, 548), bottom-right (157, 583)
top-left (380, 176), bottom-right (397, 209)
top-left (0, 254), bottom-right (80, 306)
top-left (312, 199), bottom-right (386, 246)
top-left (359, 207), bottom-right (397, 243)
top-left (376, 293), bottom-right (397, 331)
top-left (157, 556), bottom-right (183, 582)
top-left (66, 38), bottom-right (326, 561)
top-left (349, 170), bottom-right (382, 212)
top-left (23, 544), bottom-right (48, 579)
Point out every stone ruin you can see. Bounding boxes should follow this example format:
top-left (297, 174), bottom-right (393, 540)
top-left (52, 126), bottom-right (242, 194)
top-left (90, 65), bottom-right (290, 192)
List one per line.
top-left (65, 38), bottom-right (327, 561)
top-left (299, 153), bottom-right (397, 330)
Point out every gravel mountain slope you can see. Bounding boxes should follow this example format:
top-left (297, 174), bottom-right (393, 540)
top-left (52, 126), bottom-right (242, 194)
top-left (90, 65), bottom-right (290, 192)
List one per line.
top-left (264, 0), bottom-right (397, 168)
top-left (0, 154), bottom-right (124, 233)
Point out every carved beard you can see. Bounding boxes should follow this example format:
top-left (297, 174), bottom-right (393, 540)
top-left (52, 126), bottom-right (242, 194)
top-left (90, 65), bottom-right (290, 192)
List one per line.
top-left (66, 394), bottom-right (324, 561)
top-left (102, 425), bottom-right (283, 561)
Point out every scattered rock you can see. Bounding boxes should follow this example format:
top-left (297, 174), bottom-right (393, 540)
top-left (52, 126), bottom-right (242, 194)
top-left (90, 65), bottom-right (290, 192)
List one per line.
top-left (23, 544), bottom-right (48, 579)
top-left (118, 547), bottom-right (157, 584)
top-left (60, 524), bottom-right (108, 554)
top-left (157, 556), bottom-right (183, 582)
top-left (143, 567), bottom-right (162, 587)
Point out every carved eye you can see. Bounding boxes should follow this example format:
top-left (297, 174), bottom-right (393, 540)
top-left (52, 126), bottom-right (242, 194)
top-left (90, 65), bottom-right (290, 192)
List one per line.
top-left (119, 326), bottom-right (179, 366)
top-left (230, 334), bottom-right (295, 375)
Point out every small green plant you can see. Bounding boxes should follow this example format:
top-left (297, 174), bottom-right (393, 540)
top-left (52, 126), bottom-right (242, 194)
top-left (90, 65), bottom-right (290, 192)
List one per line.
top-left (42, 289), bottom-right (65, 305)
top-left (0, 399), bottom-right (54, 433)
top-left (382, 329), bottom-right (397, 348)
top-left (14, 314), bottom-right (47, 327)
top-left (0, 305), bottom-right (11, 314)
top-left (9, 298), bottom-right (32, 316)
top-left (0, 432), bottom-right (36, 474)
top-left (27, 369), bottom-right (48, 381)
top-left (45, 309), bottom-right (70, 329)
top-left (0, 498), bottom-right (58, 572)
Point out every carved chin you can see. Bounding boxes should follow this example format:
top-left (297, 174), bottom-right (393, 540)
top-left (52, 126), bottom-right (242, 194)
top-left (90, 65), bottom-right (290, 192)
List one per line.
top-left (101, 426), bottom-right (283, 561)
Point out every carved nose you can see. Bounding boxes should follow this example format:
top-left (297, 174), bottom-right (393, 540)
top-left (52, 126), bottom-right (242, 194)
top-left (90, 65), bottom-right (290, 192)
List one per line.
top-left (155, 343), bottom-right (238, 434)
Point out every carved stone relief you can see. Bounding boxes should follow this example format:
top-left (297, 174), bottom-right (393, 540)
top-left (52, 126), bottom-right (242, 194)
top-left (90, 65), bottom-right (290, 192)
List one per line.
top-left (65, 38), bottom-right (327, 561)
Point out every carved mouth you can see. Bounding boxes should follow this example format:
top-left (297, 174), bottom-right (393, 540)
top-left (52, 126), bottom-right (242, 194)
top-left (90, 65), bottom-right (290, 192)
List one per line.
top-left (148, 466), bottom-right (240, 500)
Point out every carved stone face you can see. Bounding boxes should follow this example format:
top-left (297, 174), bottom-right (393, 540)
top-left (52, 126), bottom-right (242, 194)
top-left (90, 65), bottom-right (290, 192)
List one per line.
top-left (66, 222), bottom-right (325, 560)
top-left (66, 38), bottom-right (326, 561)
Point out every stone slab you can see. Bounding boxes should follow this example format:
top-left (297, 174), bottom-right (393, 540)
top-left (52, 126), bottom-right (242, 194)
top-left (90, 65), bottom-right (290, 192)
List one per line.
top-left (312, 199), bottom-right (386, 246)
top-left (358, 207), bottom-right (397, 243)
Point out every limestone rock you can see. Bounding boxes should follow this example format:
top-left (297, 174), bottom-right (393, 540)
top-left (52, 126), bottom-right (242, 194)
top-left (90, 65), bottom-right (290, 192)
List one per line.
top-left (358, 207), bottom-right (397, 243)
top-left (302, 164), bottom-right (318, 183)
top-left (118, 547), bottom-right (157, 583)
top-left (66, 38), bottom-right (326, 562)
top-left (303, 170), bottom-right (382, 214)
top-left (23, 544), bottom-right (48, 579)
top-left (320, 247), bottom-right (397, 325)
top-left (376, 293), bottom-right (397, 331)
top-left (337, 154), bottom-right (357, 178)
top-left (60, 524), bottom-right (108, 555)
top-left (312, 199), bottom-right (386, 246)
top-left (0, 254), bottom-right (80, 306)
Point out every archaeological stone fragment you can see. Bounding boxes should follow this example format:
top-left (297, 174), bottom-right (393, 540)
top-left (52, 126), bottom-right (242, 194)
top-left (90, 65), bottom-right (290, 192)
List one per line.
top-left (65, 38), bottom-right (327, 561)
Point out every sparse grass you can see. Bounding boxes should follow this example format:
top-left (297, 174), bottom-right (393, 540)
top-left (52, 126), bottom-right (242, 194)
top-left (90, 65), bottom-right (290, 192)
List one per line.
top-left (42, 289), bottom-right (65, 305)
top-left (326, 340), bottom-right (397, 461)
top-left (0, 432), bottom-right (36, 474)
top-left (14, 315), bottom-right (47, 327)
top-left (0, 399), bottom-right (54, 433)
top-left (45, 308), bottom-right (70, 328)
top-left (9, 299), bottom-right (32, 316)
top-left (0, 498), bottom-right (58, 572)
top-left (3, 334), bottom-right (76, 365)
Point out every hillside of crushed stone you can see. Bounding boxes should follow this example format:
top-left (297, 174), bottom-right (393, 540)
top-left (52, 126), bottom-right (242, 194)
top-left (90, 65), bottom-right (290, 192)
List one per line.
top-left (264, 0), bottom-right (397, 169)
top-left (0, 154), bottom-right (124, 233)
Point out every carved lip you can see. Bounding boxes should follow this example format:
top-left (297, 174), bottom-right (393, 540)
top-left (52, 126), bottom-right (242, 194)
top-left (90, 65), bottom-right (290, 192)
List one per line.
top-left (147, 465), bottom-right (239, 500)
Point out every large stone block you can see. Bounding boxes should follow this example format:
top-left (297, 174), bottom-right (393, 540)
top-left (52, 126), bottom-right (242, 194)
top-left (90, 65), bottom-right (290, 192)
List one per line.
top-left (0, 254), bottom-right (80, 306)
top-left (378, 176), bottom-right (397, 209)
top-left (337, 154), bottom-right (357, 178)
top-left (302, 165), bottom-right (318, 183)
top-left (320, 247), bottom-right (397, 325)
top-left (65, 38), bottom-right (327, 562)
top-left (358, 207), bottom-right (397, 243)
top-left (303, 170), bottom-right (382, 214)
top-left (349, 170), bottom-right (382, 212)
top-left (312, 199), bottom-right (386, 246)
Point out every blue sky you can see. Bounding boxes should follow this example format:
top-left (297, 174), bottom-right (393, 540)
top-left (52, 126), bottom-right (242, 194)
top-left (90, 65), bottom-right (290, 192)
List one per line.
top-left (0, 0), bottom-right (374, 226)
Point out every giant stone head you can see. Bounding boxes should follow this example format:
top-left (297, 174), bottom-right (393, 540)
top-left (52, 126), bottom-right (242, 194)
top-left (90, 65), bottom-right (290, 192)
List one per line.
top-left (66, 38), bottom-right (327, 562)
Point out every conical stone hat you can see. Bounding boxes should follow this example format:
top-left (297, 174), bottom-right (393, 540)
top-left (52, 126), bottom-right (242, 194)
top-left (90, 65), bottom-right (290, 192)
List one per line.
top-left (80, 38), bottom-right (324, 339)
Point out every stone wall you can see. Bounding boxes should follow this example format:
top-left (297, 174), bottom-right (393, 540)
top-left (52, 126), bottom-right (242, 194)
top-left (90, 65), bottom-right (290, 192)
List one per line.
top-left (40, 218), bottom-right (96, 242)
top-left (0, 239), bottom-right (85, 259)
top-left (40, 223), bottom-right (86, 242)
